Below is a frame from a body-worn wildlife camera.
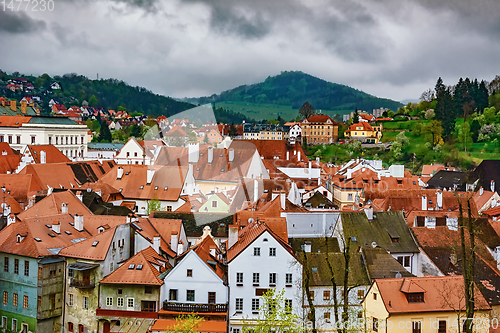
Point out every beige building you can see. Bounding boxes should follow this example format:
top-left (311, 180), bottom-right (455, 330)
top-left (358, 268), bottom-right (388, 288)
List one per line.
top-left (301, 115), bottom-right (338, 144)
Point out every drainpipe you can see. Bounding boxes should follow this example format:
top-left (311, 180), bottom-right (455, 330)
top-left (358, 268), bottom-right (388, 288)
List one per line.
top-left (62, 260), bottom-right (67, 333)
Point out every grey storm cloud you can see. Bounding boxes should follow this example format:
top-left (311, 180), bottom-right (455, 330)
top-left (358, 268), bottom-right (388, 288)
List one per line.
top-left (0, 10), bottom-right (46, 34)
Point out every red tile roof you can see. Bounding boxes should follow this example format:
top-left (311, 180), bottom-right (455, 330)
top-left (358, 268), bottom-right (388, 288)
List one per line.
top-left (0, 116), bottom-right (32, 127)
top-left (100, 246), bottom-right (168, 285)
top-left (421, 164), bottom-right (455, 176)
top-left (374, 275), bottom-right (490, 313)
top-left (165, 125), bottom-right (187, 137)
top-left (305, 115), bottom-right (335, 123)
top-left (18, 190), bottom-right (93, 219)
top-left (58, 225), bottom-right (117, 260)
top-left (345, 122), bottom-right (375, 133)
top-left (26, 145), bottom-right (70, 164)
top-left (151, 319), bottom-right (227, 332)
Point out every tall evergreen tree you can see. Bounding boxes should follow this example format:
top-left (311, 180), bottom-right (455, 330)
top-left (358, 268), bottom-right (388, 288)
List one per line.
top-left (98, 117), bottom-right (112, 142)
top-left (435, 77), bottom-right (445, 96)
top-left (476, 80), bottom-right (489, 112)
top-left (435, 87), bottom-right (454, 138)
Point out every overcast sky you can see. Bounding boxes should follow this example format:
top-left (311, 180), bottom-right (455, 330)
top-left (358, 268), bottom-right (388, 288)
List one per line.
top-left (1, 0), bottom-right (499, 102)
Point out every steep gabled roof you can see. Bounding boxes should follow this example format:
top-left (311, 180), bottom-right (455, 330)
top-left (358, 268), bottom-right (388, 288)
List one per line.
top-left (26, 145), bottom-right (70, 164)
top-left (304, 115), bottom-right (335, 124)
top-left (100, 247), bottom-right (168, 285)
top-left (18, 190), bottom-right (93, 219)
top-left (362, 247), bottom-right (414, 280)
top-left (180, 235), bottom-right (225, 279)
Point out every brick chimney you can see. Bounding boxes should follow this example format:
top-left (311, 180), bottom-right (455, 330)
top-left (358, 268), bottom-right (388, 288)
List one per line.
top-left (10, 100), bottom-right (17, 112)
top-left (20, 100), bottom-right (27, 114)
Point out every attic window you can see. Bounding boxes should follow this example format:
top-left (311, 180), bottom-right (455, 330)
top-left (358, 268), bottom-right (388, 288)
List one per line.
top-left (140, 185), bottom-right (144, 190)
top-left (264, 190), bottom-right (269, 193)
top-left (391, 237), bottom-right (399, 243)
top-left (154, 186), bottom-right (158, 190)
top-left (48, 233), bottom-right (55, 238)
top-left (128, 264), bottom-right (135, 270)
top-left (45, 224), bottom-right (51, 228)
top-left (413, 181), bottom-right (416, 185)
top-left (397, 179), bottom-right (403, 185)
top-left (406, 293), bottom-right (424, 303)
top-left (351, 236), bottom-right (357, 242)
top-left (136, 265), bottom-right (143, 270)
top-left (65, 231), bottom-right (72, 235)
top-left (92, 241), bottom-right (99, 247)
top-left (125, 171), bottom-right (130, 175)
top-left (311, 267), bottom-right (318, 273)
top-left (34, 238), bottom-right (41, 242)
top-left (132, 223), bottom-right (142, 231)
top-left (69, 222), bottom-right (74, 226)
top-left (119, 188), bottom-right (123, 192)
top-left (263, 238), bottom-right (268, 242)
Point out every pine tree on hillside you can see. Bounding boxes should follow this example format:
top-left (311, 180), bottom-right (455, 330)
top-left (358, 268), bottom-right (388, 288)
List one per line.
top-left (435, 85), bottom-right (454, 139)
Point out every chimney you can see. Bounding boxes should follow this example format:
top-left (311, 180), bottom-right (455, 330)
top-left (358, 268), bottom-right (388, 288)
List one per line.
top-left (297, 151), bottom-right (301, 161)
top-left (117, 167), bottom-right (123, 180)
top-left (188, 143), bottom-right (199, 163)
top-left (74, 214), bottom-right (84, 231)
top-left (147, 169), bottom-right (155, 185)
top-left (126, 213), bottom-right (132, 223)
top-left (61, 202), bottom-right (68, 214)
top-left (208, 146), bottom-right (213, 164)
top-left (437, 191), bottom-right (443, 209)
top-left (228, 225), bottom-right (238, 249)
top-left (253, 179), bottom-right (259, 203)
top-left (479, 187), bottom-right (484, 196)
top-left (491, 180), bottom-right (496, 193)
top-left (422, 195), bottom-right (427, 211)
top-left (308, 161), bottom-right (312, 180)
top-left (76, 191), bottom-right (83, 201)
top-left (280, 192), bottom-right (286, 210)
top-left (495, 246), bottom-right (500, 270)
top-left (20, 100), bottom-right (27, 114)
top-left (365, 206), bottom-right (374, 220)
top-left (170, 232), bottom-right (178, 254)
top-left (316, 157), bottom-right (320, 165)
top-left (228, 148), bottom-right (234, 162)
top-left (40, 150), bottom-right (46, 164)
top-left (286, 151), bottom-right (289, 160)
top-left (10, 100), bottom-right (16, 112)
top-left (7, 213), bottom-right (15, 226)
top-left (303, 241), bottom-right (311, 253)
top-left (153, 234), bottom-right (161, 254)
top-left (0, 99), bottom-right (4, 107)
top-left (52, 221), bottom-right (61, 234)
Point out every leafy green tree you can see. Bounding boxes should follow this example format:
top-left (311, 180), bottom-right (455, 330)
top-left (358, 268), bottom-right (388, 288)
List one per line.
top-left (299, 102), bottom-right (316, 120)
top-left (89, 94), bottom-right (98, 107)
top-left (423, 120), bottom-right (444, 146)
top-left (456, 121), bottom-right (472, 152)
top-left (242, 288), bottom-right (302, 333)
top-left (129, 124), bottom-right (142, 138)
top-left (172, 313), bottom-right (204, 333)
top-left (228, 123), bottom-right (238, 138)
top-left (146, 198), bottom-right (162, 215)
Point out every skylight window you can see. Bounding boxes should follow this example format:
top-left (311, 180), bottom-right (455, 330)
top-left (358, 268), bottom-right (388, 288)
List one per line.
top-left (164, 186), bottom-right (168, 190)
top-left (48, 233), bottom-right (55, 238)
top-left (65, 231), bottom-right (72, 235)
top-left (140, 185), bottom-right (144, 189)
top-left (154, 186), bottom-right (158, 190)
top-left (128, 264), bottom-right (135, 270)
top-left (312, 267), bottom-right (318, 273)
top-left (34, 238), bottom-right (41, 242)
top-left (45, 224), bottom-right (51, 228)
top-left (126, 171), bottom-right (130, 175)
top-left (92, 241), bottom-right (99, 247)
top-left (136, 265), bottom-right (143, 270)
top-left (221, 169), bottom-right (225, 172)
top-left (132, 223), bottom-right (142, 231)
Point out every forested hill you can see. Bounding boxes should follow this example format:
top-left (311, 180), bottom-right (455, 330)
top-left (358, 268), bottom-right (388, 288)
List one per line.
top-left (0, 71), bottom-right (194, 117)
top-left (196, 71), bottom-right (403, 112)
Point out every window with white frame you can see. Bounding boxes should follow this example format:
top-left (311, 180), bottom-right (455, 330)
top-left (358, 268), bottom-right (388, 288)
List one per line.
top-left (106, 297), bottom-right (113, 306)
top-left (127, 298), bottom-right (134, 308)
top-left (235, 298), bottom-right (243, 311)
top-left (236, 272), bottom-right (243, 284)
top-left (68, 293), bottom-right (74, 306)
top-left (251, 298), bottom-right (259, 312)
top-left (269, 248), bottom-right (276, 256)
top-left (83, 296), bottom-right (89, 310)
top-left (12, 318), bottom-right (17, 332)
top-left (269, 273), bottom-right (277, 285)
top-left (1, 317), bottom-right (6, 329)
top-left (286, 273), bottom-right (293, 285)
top-left (253, 273), bottom-right (259, 284)
top-left (117, 297), bottom-right (124, 307)
top-left (253, 247), bottom-right (260, 256)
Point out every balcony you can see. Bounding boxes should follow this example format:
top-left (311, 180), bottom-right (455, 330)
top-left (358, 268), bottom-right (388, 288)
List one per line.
top-left (162, 302), bottom-right (227, 313)
top-left (69, 278), bottom-right (95, 289)
top-left (96, 308), bottom-right (158, 319)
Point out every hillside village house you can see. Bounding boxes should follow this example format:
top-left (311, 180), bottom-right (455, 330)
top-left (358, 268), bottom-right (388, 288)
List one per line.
top-left (363, 276), bottom-right (491, 333)
top-left (0, 116), bottom-right (88, 159)
top-left (344, 122), bottom-right (382, 143)
top-left (114, 137), bottom-right (164, 165)
top-left (301, 115), bottom-right (338, 144)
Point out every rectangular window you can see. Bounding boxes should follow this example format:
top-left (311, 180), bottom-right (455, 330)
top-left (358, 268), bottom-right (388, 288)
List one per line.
top-left (145, 286), bottom-right (152, 294)
top-left (253, 273), bottom-right (260, 284)
top-left (186, 290), bottom-right (195, 302)
top-left (16, 136), bottom-right (20, 144)
top-left (286, 273), bottom-right (292, 285)
top-left (3, 291), bottom-right (7, 305)
top-left (23, 295), bottom-right (28, 309)
top-left (31, 136), bottom-right (35, 144)
top-left (8, 136), bottom-right (12, 144)
top-left (323, 290), bottom-right (331, 300)
top-left (1, 317), bottom-right (6, 329)
top-left (117, 297), bottom-right (124, 307)
top-left (309, 290), bottom-right (314, 299)
top-left (252, 298), bottom-right (259, 312)
top-left (438, 321), bottom-right (447, 333)
top-left (373, 317), bottom-right (379, 332)
top-left (14, 259), bottom-right (19, 274)
top-left (24, 261), bottom-right (29, 276)
top-left (167, 206), bottom-right (172, 212)
top-left (231, 295), bottom-right (244, 311)
top-left (106, 297), bottom-right (113, 306)
top-left (3, 257), bottom-right (7, 272)
top-left (324, 312), bottom-right (331, 320)
top-left (187, 269), bottom-right (193, 277)
top-left (269, 248), bottom-right (276, 256)
top-left (412, 321), bottom-right (421, 333)
top-left (83, 296), bottom-right (89, 310)
top-left (169, 289), bottom-right (178, 301)
top-left (68, 293), bottom-right (74, 306)
top-left (127, 298), bottom-right (134, 308)
top-left (236, 272), bottom-right (243, 284)
top-left (68, 322), bottom-right (74, 332)
top-left (13, 293), bottom-right (18, 306)
top-left (269, 273), bottom-right (276, 285)
top-left (12, 319), bottom-right (17, 332)
top-left (373, 293), bottom-right (377, 300)
top-left (0, 135), bottom-right (3, 142)
top-left (208, 292), bottom-right (216, 304)
top-left (37, 296), bottom-right (41, 311)
top-left (212, 200), bottom-right (217, 208)
top-left (49, 294), bottom-right (55, 310)
top-left (253, 247), bottom-right (260, 256)
top-left (348, 193), bottom-right (353, 201)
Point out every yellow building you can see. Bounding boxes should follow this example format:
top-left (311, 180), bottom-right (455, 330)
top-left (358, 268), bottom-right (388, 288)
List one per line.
top-left (301, 115), bottom-right (338, 144)
top-left (345, 122), bottom-right (382, 143)
top-left (363, 276), bottom-right (491, 333)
